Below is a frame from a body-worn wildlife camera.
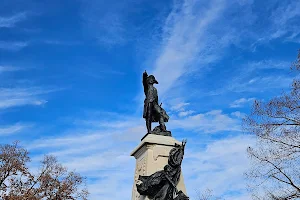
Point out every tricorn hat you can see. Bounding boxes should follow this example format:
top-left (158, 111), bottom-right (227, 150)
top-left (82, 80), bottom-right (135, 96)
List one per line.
top-left (147, 75), bottom-right (158, 84)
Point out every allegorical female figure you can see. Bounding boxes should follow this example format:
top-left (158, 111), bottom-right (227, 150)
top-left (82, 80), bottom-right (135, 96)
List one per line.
top-left (136, 141), bottom-right (189, 200)
top-left (143, 71), bottom-right (170, 134)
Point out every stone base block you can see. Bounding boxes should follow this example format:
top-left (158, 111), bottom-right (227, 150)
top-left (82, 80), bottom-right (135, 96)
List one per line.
top-left (131, 134), bottom-right (187, 200)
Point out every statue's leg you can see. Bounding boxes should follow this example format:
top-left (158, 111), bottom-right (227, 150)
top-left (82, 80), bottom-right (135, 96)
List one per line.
top-left (154, 104), bottom-right (167, 131)
top-left (146, 103), bottom-right (153, 133)
top-left (159, 117), bottom-right (167, 131)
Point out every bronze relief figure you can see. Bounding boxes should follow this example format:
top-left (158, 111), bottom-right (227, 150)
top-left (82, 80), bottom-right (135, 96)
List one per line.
top-left (136, 140), bottom-right (189, 200)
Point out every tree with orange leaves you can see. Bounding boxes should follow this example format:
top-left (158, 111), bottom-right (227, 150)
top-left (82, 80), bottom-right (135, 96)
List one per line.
top-left (0, 142), bottom-right (88, 200)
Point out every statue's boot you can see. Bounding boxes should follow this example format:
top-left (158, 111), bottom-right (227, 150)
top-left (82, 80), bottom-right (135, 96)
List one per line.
top-left (146, 119), bottom-right (152, 133)
top-left (160, 124), bottom-right (167, 132)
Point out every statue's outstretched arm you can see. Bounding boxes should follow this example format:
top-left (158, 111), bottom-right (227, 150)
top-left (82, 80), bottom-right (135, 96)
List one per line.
top-left (143, 70), bottom-right (148, 96)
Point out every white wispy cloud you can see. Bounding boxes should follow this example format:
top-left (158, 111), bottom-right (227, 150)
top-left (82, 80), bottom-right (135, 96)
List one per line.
top-left (246, 60), bottom-right (290, 70)
top-left (0, 41), bottom-right (28, 51)
top-left (229, 75), bottom-right (294, 93)
top-left (0, 12), bottom-right (27, 28)
top-left (93, 13), bottom-right (126, 47)
top-left (153, 0), bottom-right (226, 97)
top-left (269, 0), bottom-right (300, 42)
top-left (230, 97), bottom-right (255, 108)
top-left (147, 0), bottom-right (300, 102)
top-left (0, 66), bottom-right (22, 73)
top-left (0, 123), bottom-right (30, 136)
top-left (170, 102), bottom-right (190, 112)
top-left (229, 59), bottom-right (295, 93)
top-left (25, 115), bottom-right (140, 200)
top-left (207, 62), bottom-right (295, 96)
top-left (78, 68), bottom-right (126, 79)
top-left (0, 87), bottom-right (56, 109)
top-left (169, 110), bottom-right (241, 133)
top-left (80, 0), bottom-right (136, 47)
top-left (178, 110), bottom-right (194, 117)
top-left (184, 135), bottom-right (255, 199)
top-left (0, 99), bottom-right (47, 109)
top-left (231, 111), bottom-right (246, 119)
top-left (168, 101), bottom-right (195, 117)
top-left (41, 40), bottom-right (82, 45)
top-left (27, 132), bottom-right (110, 150)
top-left (247, 0), bottom-right (300, 49)
top-left (23, 101), bottom-right (249, 200)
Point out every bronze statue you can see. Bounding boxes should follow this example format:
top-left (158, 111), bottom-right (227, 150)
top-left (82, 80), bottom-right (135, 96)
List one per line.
top-left (143, 71), bottom-right (170, 135)
top-left (138, 72), bottom-right (189, 199)
top-left (136, 140), bottom-right (189, 200)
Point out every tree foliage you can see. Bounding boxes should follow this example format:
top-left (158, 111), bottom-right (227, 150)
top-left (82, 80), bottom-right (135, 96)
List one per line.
top-left (0, 142), bottom-right (88, 200)
top-left (243, 50), bottom-right (300, 200)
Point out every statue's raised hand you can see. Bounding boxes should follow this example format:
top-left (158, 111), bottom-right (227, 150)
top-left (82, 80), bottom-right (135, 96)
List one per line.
top-left (143, 70), bottom-right (148, 76)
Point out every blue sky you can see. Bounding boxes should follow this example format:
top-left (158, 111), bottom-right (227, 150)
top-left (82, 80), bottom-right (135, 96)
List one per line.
top-left (1, 0), bottom-right (300, 199)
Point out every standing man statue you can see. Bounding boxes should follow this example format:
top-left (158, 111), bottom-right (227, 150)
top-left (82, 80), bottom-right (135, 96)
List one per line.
top-left (143, 70), bottom-right (171, 136)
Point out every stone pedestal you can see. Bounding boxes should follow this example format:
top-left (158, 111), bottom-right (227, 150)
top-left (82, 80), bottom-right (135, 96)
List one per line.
top-left (131, 134), bottom-right (187, 200)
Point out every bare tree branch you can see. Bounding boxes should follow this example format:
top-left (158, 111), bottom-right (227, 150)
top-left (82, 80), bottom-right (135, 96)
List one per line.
top-left (244, 50), bottom-right (300, 199)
